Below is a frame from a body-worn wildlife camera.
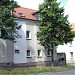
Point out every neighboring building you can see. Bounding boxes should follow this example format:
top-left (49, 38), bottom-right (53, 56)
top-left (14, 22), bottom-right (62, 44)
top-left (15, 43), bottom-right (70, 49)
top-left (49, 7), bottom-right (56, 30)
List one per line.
top-left (57, 23), bottom-right (75, 65)
top-left (0, 7), bottom-right (58, 67)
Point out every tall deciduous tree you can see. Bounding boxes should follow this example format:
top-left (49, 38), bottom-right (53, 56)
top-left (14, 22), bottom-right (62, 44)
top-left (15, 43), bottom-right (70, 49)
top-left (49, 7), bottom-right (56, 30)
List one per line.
top-left (37, 0), bottom-right (75, 66)
top-left (0, 0), bottom-right (21, 40)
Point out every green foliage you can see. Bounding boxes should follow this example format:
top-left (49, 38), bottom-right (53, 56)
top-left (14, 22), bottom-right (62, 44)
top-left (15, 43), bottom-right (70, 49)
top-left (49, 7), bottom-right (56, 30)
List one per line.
top-left (0, 66), bottom-right (75, 75)
top-left (0, 0), bottom-right (20, 40)
top-left (37, 0), bottom-right (75, 50)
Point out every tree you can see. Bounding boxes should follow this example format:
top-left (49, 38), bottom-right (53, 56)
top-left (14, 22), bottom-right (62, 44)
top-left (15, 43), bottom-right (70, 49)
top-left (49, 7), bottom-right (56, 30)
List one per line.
top-left (37, 0), bottom-right (75, 66)
top-left (0, 0), bottom-right (21, 40)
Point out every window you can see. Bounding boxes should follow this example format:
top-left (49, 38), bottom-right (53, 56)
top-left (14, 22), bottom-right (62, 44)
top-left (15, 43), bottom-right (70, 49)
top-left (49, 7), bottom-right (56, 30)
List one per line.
top-left (70, 41), bottom-right (72, 45)
top-left (47, 50), bottom-right (51, 56)
top-left (18, 13), bottom-right (25, 17)
top-left (15, 50), bottom-right (20, 53)
top-left (27, 50), bottom-right (31, 57)
top-left (37, 14), bottom-right (40, 20)
top-left (26, 31), bottom-right (31, 39)
top-left (70, 52), bottom-right (73, 57)
top-left (37, 50), bottom-right (42, 57)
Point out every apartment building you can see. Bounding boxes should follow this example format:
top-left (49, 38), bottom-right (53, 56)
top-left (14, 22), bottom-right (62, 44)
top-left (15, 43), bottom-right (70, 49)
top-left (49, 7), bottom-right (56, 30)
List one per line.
top-left (0, 7), bottom-right (58, 67)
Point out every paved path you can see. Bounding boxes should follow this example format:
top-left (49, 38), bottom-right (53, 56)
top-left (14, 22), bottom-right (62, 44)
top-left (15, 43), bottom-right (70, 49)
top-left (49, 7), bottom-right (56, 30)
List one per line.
top-left (31, 70), bottom-right (75, 75)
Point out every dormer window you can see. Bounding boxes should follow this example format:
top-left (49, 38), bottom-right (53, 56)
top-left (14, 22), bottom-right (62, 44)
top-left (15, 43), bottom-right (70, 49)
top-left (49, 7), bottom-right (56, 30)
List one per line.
top-left (37, 14), bottom-right (40, 20)
top-left (18, 13), bottom-right (25, 17)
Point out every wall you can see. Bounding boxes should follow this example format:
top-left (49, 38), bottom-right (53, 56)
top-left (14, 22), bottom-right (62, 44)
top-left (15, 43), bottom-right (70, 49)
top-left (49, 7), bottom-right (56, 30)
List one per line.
top-left (57, 38), bottom-right (75, 64)
top-left (0, 19), bottom-right (58, 66)
top-left (14, 19), bottom-right (27, 63)
top-left (0, 39), bottom-right (6, 63)
top-left (0, 39), bottom-right (13, 64)
top-left (26, 20), bottom-right (58, 63)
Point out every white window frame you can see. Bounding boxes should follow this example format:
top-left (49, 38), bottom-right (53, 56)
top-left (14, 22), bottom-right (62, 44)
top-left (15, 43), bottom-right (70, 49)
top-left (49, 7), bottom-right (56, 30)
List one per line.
top-left (47, 50), bottom-right (51, 57)
top-left (27, 50), bottom-right (31, 57)
top-left (37, 50), bottom-right (42, 57)
top-left (26, 31), bottom-right (31, 40)
top-left (70, 52), bottom-right (73, 57)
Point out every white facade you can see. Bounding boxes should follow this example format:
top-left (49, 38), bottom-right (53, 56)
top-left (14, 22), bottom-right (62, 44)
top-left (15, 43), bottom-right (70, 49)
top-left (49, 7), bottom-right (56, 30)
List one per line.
top-left (13, 19), bottom-right (58, 64)
top-left (14, 19), bottom-right (27, 63)
top-left (57, 38), bottom-right (75, 64)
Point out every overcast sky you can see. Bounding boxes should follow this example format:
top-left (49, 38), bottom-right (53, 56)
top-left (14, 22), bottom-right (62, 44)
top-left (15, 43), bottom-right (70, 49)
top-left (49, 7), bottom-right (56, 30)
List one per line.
top-left (14, 0), bottom-right (75, 23)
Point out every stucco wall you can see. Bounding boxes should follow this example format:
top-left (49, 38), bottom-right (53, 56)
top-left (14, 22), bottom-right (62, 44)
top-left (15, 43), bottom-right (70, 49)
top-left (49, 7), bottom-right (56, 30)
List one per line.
top-left (26, 20), bottom-right (57, 63)
top-left (0, 19), bottom-right (58, 64)
top-left (0, 39), bottom-right (13, 63)
top-left (14, 19), bottom-right (27, 63)
top-left (57, 38), bottom-right (75, 64)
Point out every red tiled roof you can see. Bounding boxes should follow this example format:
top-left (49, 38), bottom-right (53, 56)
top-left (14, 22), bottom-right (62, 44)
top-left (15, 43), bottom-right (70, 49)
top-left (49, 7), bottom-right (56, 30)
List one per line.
top-left (13, 7), bottom-right (38, 20)
top-left (71, 23), bottom-right (75, 31)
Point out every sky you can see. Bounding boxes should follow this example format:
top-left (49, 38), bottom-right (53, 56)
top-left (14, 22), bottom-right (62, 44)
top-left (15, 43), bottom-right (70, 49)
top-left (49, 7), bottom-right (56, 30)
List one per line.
top-left (65, 0), bottom-right (75, 23)
top-left (14, 0), bottom-right (44, 10)
top-left (14, 0), bottom-right (75, 23)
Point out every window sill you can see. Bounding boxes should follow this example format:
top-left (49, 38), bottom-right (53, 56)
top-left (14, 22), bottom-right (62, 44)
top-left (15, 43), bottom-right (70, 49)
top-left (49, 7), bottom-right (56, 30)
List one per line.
top-left (26, 38), bottom-right (31, 40)
top-left (26, 56), bottom-right (32, 58)
top-left (47, 55), bottom-right (52, 57)
top-left (37, 56), bottom-right (42, 58)
top-left (69, 45), bottom-right (72, 47)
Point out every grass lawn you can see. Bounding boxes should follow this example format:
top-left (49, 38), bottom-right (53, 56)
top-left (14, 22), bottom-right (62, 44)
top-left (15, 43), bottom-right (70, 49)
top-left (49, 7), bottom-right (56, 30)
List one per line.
top-left (0, 66), bottom-right (75, 75)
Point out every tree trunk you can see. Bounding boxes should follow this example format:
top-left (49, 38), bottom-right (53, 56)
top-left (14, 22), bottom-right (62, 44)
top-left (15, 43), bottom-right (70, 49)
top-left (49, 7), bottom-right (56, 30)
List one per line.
top-left (51, 50), bottom-right (54, 66)
top-left (51, 43), bottom-right (54, 66)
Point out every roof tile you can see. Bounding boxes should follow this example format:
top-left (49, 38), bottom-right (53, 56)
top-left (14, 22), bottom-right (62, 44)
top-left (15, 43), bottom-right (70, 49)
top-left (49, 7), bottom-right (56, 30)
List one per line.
top-left (13, 7), bottom-right (38, 20)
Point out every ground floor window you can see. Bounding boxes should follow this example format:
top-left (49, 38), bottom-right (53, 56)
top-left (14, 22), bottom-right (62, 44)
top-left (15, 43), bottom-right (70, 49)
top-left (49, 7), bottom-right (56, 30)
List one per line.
top-left (70, 52), bottom-right (73, 57)
top-left (37, 50), bottom-right (42, 57)
top-left (27, 50), bottom-right (31, 57)
top-left (47, 50), bottom-right (51, 56)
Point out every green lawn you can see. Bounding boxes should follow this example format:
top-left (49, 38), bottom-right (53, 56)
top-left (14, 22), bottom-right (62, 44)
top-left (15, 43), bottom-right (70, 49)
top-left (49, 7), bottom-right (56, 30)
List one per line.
top-left (0, 66), bottom-right (75, 75)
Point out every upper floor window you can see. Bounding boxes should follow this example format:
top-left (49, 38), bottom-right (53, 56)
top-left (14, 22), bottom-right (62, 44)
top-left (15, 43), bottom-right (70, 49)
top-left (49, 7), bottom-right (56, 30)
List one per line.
top-left (26, 31), bottom-right (31, 40)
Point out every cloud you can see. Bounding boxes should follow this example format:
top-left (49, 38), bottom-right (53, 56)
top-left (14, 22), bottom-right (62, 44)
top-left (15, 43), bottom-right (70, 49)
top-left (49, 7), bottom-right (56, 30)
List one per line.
top-left (15, 0), bottom-right (44, 10)
top-left (64, 0), bottom-right (75, 23)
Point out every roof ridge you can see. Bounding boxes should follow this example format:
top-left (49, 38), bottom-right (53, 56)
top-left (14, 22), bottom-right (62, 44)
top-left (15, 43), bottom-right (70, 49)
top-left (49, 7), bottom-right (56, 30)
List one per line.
top-left (19, 7), bottom-right (38, 11)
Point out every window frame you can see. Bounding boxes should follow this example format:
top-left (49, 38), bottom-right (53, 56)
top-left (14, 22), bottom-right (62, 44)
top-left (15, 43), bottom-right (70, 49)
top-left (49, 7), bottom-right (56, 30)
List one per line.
top-left (26, 31), bottom-right (31, 40)
top-left (27, 50), bottom-right (31, 58)
top-left (70, 52), bottom-right (73, 57)
top-left (47, 50), bottom-right (51, 57)
top-left (37, 50), bottom-right (42, 58)
top-left (18, 13), bottom-right (25, 17)
top-left (15, 49), bottom-right (20, 54)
